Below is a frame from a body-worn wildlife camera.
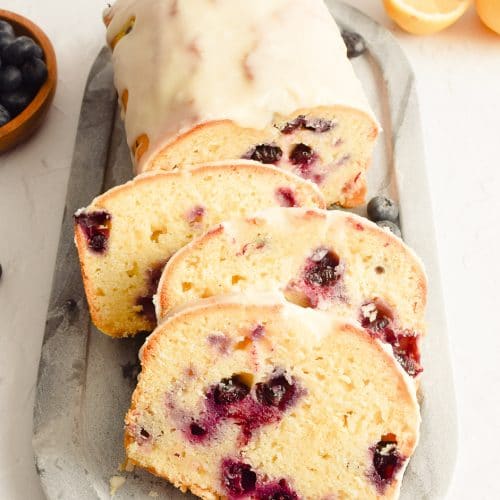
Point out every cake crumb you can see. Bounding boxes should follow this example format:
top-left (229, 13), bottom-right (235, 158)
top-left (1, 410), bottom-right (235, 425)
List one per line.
top-left (110, 475), bottom-right (126, 496)
top-left (119, 458), bottom-right (135, 472)
top-left (149, 491), bottom-right (159, 497)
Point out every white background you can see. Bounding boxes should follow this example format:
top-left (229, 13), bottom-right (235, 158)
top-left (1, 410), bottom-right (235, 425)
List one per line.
top-left (0, 1), bottom-right (499, 498)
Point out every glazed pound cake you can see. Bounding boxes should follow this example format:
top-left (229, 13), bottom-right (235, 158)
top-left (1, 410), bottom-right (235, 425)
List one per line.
top-left (125, 296), bottom-right (420, 499)
top-left (104, 0), bottom-right (379, 207)
top-left (156, 208), bottom-right (427, 378)
top-left (74, 163), bottom-right (324, 337)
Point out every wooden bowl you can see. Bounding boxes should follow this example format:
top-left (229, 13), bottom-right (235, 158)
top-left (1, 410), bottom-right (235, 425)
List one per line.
top-left (0, 9), bottom-right (57, 153)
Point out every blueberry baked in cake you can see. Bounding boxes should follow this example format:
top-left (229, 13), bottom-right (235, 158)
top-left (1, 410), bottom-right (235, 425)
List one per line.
top-left (156, 208), bottom-right (426, 380)
top-left (125, 296), bottom-right (420, 499)
top-left (74, 163), bottom-right (323, 337)
top-left (103, 0), bottom-right (379, 207)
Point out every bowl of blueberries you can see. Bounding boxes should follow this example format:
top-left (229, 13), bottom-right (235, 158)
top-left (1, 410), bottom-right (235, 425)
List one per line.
top-left (0, 9), bottom-right (57, 153)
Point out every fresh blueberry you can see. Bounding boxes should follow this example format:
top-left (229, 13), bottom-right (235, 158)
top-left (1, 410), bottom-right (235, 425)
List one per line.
top-left (22, 57), bottom-right (47, 89)
top-left (3, 36), bottom-right (43, 65)
top-left (367, 196), bottom-right (399, 223)
top-left (0, 32), bottom-right (14, 54)
top-left (0, 88), bottom-right (33, 117)
top-left (376, 220), bottom-right (402, 239)
top-left (341, 30), bottom-right (367, 58)
top-left (0, 65), bottom-right (22, 92)
top-left (0, 103), bottom-right (11, 127)
top-left (0, 20), bottom-right (15, 37)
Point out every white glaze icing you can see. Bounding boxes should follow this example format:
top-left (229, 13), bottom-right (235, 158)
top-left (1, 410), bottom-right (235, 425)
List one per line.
top-left (105, 0), bottom-right (378, 170)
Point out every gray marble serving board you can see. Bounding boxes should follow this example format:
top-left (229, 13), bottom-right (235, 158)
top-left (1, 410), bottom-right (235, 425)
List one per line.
top-left (32, 2), bottom-right (457, 499)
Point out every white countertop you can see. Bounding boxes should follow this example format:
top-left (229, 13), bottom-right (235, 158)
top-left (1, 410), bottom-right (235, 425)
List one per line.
top-left (0, 1), bottom-right (498, 498)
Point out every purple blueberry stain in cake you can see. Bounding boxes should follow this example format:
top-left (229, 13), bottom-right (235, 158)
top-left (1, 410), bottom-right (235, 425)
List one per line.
top-left (275, 187), bottom-right (298, 207)
top-left (74, 210), bottom-right (112, 253)
top-left (334, 154), bottom-right (351, 167)
top-left (279, 115), bottom-right (335, 134)
top-left (360, 301), bottom-right (423, 377)
top-left (244, 144), bottom-right (283, 164)
top-left (238, 237), bottom-right (267, 256)
top-left (135, 259), bottom-right (170, 324)
top-left (369, 438), bottom-right (405, 494)
top-left (208, 334), bottom-right (231, 354)
top-left (251, 324), bottom-right (265, 340)
top-left (221, 459), bottom-right (257, 497)
top-left (186, 205), bottom-right (205, 225)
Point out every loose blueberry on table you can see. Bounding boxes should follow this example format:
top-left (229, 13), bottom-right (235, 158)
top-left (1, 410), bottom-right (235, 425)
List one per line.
top-left (376, 220), bottom-right (402, 239)
top-left (341, 30), bottom-right (367, 59)
top-left (0, 19), bottom-right (48, 126)
top-left (367, 196), bottom-right (399, 223)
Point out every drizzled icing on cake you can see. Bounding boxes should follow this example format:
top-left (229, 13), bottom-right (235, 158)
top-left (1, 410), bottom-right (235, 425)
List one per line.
top-left (105, 0), bottom-right (378, 170)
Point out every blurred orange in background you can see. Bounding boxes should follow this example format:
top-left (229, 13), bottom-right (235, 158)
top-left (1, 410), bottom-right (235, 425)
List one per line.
top-left (476, 0), bottom-right (500, 33)
top-left (382, 0), bottom-right (471, 34)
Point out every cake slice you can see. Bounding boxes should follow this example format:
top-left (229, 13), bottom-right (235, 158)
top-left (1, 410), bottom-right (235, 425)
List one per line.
top-left (104, 0), bottom-right (379, 207)
top-left (125, 295), bottom-right (420, 499)
top-left (156, 208), bottom-right (427, 378)
top-left (74, 164), bottom-right (324, 337)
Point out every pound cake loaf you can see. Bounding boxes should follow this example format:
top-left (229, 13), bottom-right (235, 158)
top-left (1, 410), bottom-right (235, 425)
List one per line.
top-left (74, 163), bottom-right (324, 337)
top-left (104, 0), bottom-right (379, 207)
top-left (157, 208), bottom-right (427, 378)
top-left (125, 296), bottom-right (420, 499)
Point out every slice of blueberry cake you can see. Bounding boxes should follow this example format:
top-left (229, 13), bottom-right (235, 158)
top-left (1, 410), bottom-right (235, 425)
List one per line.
top-left (104, 0), bottom-right (379, 207)
top-left (156, 208), bottom-right (427, 379)
top-left (125, 296), bottom-right (420, 499)
top-left (73, 164), bottom-right (324, 337)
